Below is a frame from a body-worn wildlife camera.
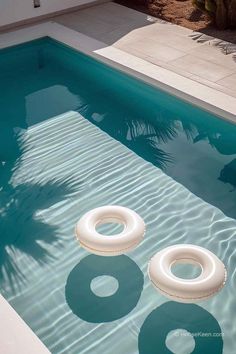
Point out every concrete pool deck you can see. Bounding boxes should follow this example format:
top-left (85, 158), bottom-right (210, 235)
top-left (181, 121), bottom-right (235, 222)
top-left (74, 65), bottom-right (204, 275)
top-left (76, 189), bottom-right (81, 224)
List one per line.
top-left (55, 2), bottom-right (236, 99)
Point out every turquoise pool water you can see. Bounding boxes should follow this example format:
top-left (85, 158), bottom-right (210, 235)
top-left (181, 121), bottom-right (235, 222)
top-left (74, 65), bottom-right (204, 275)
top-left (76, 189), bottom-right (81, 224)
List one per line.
top-left (1, 38), bottom-right (236, 218)
top-left (0, 38), bottom-right (236, 353)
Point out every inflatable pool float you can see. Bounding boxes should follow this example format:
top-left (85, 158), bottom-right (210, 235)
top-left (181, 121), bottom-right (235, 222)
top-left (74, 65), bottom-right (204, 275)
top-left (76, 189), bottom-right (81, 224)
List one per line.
top-left (148, 244), bottom-right (227, 303)
top-left (76, 205), bottom-right (145, 256)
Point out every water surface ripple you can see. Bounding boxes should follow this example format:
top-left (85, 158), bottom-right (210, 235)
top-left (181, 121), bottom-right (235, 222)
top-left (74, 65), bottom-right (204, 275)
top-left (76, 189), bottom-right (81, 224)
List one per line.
top-left (1, 112), bottom-right (235, 353)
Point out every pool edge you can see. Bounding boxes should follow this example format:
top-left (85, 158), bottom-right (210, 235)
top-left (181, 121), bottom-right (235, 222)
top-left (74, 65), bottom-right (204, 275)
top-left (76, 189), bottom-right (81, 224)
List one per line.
top-left (0, 21), bottom-right (235, 124)
top-left (0, 294), bottom-right (51, 354)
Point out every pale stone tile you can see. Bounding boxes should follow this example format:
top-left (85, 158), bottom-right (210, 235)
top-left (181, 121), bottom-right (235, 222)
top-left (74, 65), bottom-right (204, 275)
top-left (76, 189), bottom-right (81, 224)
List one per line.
top-left (149, 58), bottom-right (195, 78)
top-left (125, 38), bottom-right (186, 62)
top-left (217, 73), bottom-right (236, 90)
top-left (189, 74), bottom-right (236, 97)
top-left (210, 38), bottom-right (236, 55)
top-left (189, 43), bottom-right (236, 71)
top-left (169, 54), bottom-right (234, 82)
top-left (188, 32), bottom-right (214, 43)
top-left (136, 20), bottom-right (191, 36)
top-left (113, 42), bottom-right (149, 61)
top-left (140, 30), bottom-right (205, 52)
top-left (112, 24), bottom-right (201, 52)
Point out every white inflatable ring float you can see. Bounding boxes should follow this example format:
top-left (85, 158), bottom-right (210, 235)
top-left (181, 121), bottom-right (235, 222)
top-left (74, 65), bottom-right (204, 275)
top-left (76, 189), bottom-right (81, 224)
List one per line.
top-left (76, 206), bottom-right (145, 256)
top-left (148, 244), bottom-right (227, 303)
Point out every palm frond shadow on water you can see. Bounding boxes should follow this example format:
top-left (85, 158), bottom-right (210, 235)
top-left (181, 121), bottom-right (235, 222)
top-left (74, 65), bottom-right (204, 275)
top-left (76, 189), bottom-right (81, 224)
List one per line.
top-left (80, 91), bottom-right (236, 189)
top-left (80, 99), bottom-right (178, 170)
top-left (105, 116), bottom-right (175, 169)
top-left (0, 133), bottom-right (79, 293)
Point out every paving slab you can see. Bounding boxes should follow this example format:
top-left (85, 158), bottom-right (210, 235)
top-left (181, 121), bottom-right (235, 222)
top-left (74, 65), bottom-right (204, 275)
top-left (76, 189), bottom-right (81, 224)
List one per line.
top-left (189, 42), bottom-right (236, 70)
top-left (126, 38), bottom-right (186, 62)
top-left (169, 54), bottom-right (235, 82)
top-left (217, 73), bottom-right (236, 89)
top-left (56, 2), bottom-right (236, 97)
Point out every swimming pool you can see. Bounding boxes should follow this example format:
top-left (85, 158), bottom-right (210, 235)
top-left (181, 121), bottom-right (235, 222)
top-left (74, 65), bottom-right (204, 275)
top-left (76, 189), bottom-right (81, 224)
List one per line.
top-left (0, 37), bottom-right (236, 353)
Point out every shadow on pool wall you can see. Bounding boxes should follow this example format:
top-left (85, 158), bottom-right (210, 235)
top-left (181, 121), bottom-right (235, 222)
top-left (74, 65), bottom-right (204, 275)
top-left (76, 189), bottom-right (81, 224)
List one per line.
top-left (138, 301), bottom-right (223, 353)
top-left (65, 255), bottom-right (144, 323)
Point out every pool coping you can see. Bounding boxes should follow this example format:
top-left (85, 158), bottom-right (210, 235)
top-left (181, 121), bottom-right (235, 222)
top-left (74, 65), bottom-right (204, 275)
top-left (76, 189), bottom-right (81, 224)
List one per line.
top-left (0, 294), bottom-right (50, 354)
top-left (0, 21), bottom-right (235, 124)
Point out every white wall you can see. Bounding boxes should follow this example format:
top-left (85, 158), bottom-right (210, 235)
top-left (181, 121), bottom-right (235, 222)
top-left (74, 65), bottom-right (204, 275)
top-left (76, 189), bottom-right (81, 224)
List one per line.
top-left (0, 0), bottom-right (107, 27)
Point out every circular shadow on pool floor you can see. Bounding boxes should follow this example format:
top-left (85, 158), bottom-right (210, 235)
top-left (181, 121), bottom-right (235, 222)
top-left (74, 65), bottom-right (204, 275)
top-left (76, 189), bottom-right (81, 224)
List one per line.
top-left (65, 254), bottom-right (144, 323)
top-left (138, 301), bottom-right (223, 354)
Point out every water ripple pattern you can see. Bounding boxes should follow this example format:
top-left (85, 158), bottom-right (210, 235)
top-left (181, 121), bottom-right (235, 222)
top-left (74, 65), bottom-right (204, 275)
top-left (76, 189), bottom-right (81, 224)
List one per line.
top-left (1, 112), bottom-right (236, 353)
